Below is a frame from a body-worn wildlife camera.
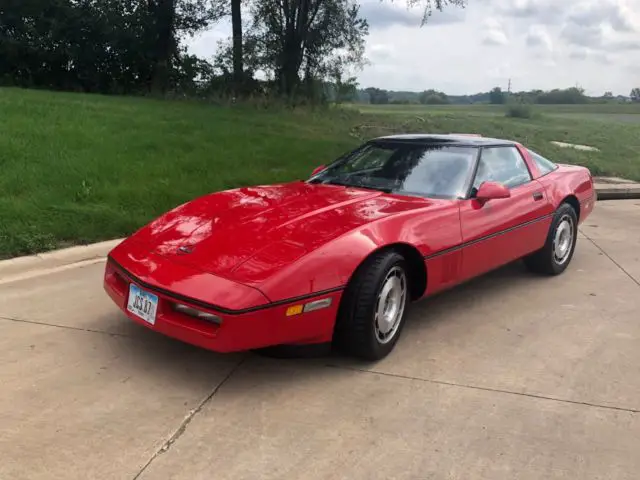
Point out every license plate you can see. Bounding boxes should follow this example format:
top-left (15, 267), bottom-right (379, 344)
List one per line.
top-left (127, 284), bottom-right (159, 325)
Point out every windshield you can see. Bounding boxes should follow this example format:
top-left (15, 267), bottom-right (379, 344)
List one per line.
top-left (309, 142), bottom-right (478, 199)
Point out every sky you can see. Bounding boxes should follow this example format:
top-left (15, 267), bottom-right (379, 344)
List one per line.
top-left (186, 0), bottom-right (640, 96)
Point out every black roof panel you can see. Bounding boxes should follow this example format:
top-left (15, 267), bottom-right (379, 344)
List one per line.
top-left (372, 133), bottom-right (517, 146)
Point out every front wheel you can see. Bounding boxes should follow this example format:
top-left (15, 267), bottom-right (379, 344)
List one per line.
top-left (334, 250), bottom-right (409, 361)
top-left (524, 203), bottom-right (578, 275)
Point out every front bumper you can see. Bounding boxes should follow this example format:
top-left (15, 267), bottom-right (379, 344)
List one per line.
top-left (104, 259), bottom-right (342, 353)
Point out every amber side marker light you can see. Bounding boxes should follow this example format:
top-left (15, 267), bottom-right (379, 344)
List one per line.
top-left (286, 298), bottom-right (333, 317)
top-left (286, 305), bottom-right (304, 316)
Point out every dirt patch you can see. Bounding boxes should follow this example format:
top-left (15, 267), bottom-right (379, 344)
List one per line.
top-left (551, 141), bottom-right (600, 152)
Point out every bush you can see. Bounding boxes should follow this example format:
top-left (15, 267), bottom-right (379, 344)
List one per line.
top-left (505, 103), bottom-right (534, 119)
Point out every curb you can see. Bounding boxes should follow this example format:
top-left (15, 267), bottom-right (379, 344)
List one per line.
top-left (0, 238), bottom-right (123, 280)
top-left (594, 184), bottom-right (640, 200)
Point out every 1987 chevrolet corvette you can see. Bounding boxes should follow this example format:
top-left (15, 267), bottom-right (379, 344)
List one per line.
top-left (104, 134), bottom-right (596, 360)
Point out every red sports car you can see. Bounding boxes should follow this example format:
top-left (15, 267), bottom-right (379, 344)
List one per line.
top-left (104, 134), bottom-right (596, 360)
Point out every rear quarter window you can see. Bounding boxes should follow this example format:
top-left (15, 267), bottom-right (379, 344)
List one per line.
top-left (527, 149), bottom-right (558, 176)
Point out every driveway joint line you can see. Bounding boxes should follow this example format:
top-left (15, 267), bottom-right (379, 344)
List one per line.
top-left (0, 315), bottom-right (132, 338)
top-left (132, 355), bottom-right (249, 480)
top-left (327, 364), bottom-right (640, 414)
top-left (580, 230), bottom-right (640, 287)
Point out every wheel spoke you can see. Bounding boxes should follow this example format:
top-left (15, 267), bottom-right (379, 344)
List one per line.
top-left (553, 215), bottom-right (574, 265)
top-left (374, 267), bottom-right (407, 344)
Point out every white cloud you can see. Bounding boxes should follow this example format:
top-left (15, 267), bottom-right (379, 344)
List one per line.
top-left (482, 29), bottom-right (509, 46)
top-left (560, 22), bottom-right (605, 48)
top-left (497, 0), bottom-right (565, 24)
top-left (569, 47), bottom-right (613, 64)
top-left (367, 43), bottom-right (394, 62)
top-left (487, 61), bottom-right (513, 80)
top-left (526, 25), bottom-right (553, 51)
top-left (185, 0), bottom-right (640, 96)
top-left (482, 17), bottom-right (509, 45)
top-left (187, 25), bottom-right (228, 60)
top-left (566, 0), bottom-right (640, 33)
top-left (359, 1), bottom-right (465, 29)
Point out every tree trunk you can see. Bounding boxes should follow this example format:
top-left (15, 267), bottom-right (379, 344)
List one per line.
top-left (279, 55), bottom-right (299, 97)
top-left (279, 29), bottom-right (302, 97)
top-left (150, 0), bottom-right (176, 94)
top-left (276, 0), bottom-right (314, 98)
top-left (231, 0), bottom-right (243, 95)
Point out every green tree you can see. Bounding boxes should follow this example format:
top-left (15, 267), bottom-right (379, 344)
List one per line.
top-left (489, 87), bottom-right (505, 104)
top-left (250, 0), bottom-right (368, 98)
top-left (230, 0), bottom-right (466, 99)
top-left (536, 87), bottom-right (587, 104)
top-left (364, 87), bottom-right (389, 104)
top-left (631, 88), bottom-right (640, 102)
top-left (331, 69), bottom-right (358, 103)
top-left (0, 0), bottom-right (222, 94)
top-left (419, 89), bottom-right (449, 104)
top-left (148, 0), bottom-right (225, 93)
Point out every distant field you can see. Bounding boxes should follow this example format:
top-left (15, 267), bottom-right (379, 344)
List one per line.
top-left (549, 113), bottom-right (640, 124)
top-left (1, 87), bottom-right (639, 258)
top-left (355, 103), bottom-right (640, 116)
top-left (354, 103), bottom-right (640, 124)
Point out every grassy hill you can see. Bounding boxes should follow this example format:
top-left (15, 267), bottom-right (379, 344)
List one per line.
top-left (1, 87), bottom-right (639, 258)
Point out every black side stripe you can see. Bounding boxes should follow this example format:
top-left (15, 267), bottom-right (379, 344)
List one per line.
top-left (108, 256), bottom-right (345, 316)
top-left (109, 214), bottom-right (553, 312)
top-left (424, 213), bottom-right (554, 261)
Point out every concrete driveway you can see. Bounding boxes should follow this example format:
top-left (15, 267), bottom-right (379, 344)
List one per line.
top-left (1, 200), bottom-right (639, 480)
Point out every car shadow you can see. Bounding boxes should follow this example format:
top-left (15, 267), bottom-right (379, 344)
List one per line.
top-left (323, 258), bottom-right (558, 367)
top-left (86, 310), bottom-right (243, 379)
top-left (406, 260), bottom-right (536, 326)
top-left (87, 258), bottom-right (564, 395)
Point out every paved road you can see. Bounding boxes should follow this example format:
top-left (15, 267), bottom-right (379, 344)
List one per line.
top-left (1, 200), bottom-right (639, 480)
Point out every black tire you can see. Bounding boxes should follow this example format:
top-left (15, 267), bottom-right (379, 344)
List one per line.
top-left (524, 202), bottom-right (578, 275)
top-left (333, 250), bottom-right (409, 361)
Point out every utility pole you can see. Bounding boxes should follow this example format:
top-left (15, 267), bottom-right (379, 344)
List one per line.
top-left (507, 78), bottom-right (512, 93)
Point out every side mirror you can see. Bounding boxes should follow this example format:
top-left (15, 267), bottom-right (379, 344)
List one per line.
top-left (311, 165), bottom-right (326, 176)
top-left (476, 181), bottom-right (510, 203)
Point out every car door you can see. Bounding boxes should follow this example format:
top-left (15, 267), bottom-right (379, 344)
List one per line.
top-left (459, 145), bottom-right (555, 281)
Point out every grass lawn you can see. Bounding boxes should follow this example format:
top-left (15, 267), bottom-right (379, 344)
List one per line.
top-left (1, 87), bottom-right (640, 258)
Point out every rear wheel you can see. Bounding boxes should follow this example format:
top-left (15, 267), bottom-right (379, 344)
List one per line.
top-left (334, 250), bottom-right (409, 361)
top-left (524, 203), bottom-right (578, 275)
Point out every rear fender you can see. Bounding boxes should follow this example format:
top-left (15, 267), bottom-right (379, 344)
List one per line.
top-left (537, 166), bottom-right (595, 223)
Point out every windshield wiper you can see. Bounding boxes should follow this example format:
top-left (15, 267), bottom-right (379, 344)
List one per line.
top-left (324, 180), bottom-right (392, 194)
top-left (358, 185), bottom-right (393, 194)
top-left (323, 180), bottom-right (352, 188)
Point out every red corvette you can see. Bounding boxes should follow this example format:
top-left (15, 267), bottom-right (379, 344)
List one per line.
top-left (104, 134), bottom-right (595, 360)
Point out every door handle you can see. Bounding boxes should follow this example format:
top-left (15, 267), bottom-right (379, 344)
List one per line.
top-left (532, 191), bottom-right (544, 201)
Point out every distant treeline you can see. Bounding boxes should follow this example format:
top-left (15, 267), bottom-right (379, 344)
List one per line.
top-left (1, 0), bottom-right (637, 106)
top-left (359, 86), bottom-right (637, 105)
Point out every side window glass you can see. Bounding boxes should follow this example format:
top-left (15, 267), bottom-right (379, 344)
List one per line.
top-left (472, 147), bottom-right (532, 193)
top-left (527, 148), bottom-right (557, 176)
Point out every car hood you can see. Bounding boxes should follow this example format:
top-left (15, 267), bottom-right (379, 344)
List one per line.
top-left (130, 182), bottom-right (433, 283)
